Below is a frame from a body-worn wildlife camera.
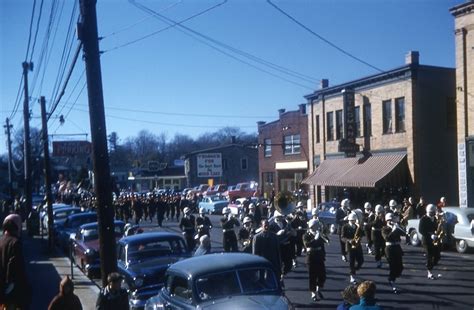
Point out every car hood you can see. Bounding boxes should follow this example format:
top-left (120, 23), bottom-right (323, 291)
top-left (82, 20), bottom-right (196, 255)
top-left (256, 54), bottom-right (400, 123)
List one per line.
top-left (127, 255), bottom-right (188, 275)
top-left (198, 294), bottom-right (290, 310)
top-left (84, 237), bottom-right (121, 251)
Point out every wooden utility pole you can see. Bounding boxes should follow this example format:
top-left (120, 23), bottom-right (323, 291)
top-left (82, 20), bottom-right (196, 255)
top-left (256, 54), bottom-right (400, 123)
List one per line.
top-left (22, 61), bottom-right (33, 215)
top-left (79, 0), bottom-right (116, 286)
top-left (40, 96), bottom-right (54, 249)
top-left (4, 118), bottom-right (14, 199)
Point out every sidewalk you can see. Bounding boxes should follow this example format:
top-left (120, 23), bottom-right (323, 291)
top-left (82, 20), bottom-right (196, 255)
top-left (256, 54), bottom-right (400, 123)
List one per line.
top-left (22, 231), bottom-right (100, 310)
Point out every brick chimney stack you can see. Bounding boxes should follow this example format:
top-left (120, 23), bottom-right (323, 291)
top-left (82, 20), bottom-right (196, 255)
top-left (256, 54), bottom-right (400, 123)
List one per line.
top-left (278, 109), bottom-right (286, 116)
top-left (298, 104), bottom-right (306, 115)
top-left (320, 79), bottom-right (329, 89)
top-left (405, 51), bottom-right (419, 65)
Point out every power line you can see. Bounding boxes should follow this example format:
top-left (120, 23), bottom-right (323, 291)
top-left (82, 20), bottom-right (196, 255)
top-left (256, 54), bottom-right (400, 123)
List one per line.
top-left (25, 0), bottom-right (37, 60)
top-left (100, 0), bottom-right (183, 39)
top-left (29, 0), bottom-right (45, 63)
top-left (8, 75), bottom-right (24, 120)
top-left (50, 69), bottom-right (85, 128)
top-left (266, 0), bottom-right (384, 73)
top-left (128, 1), bottom-right (317, 89)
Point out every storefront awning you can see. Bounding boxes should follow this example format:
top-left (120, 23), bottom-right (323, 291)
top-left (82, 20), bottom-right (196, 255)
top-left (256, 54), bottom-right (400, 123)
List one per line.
top-left (302, 154), bottom-right (407, 188)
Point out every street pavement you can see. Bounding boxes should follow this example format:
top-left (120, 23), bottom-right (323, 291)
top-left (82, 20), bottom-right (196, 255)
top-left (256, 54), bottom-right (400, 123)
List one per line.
top-left (23, 214), bottom-right (474, 310)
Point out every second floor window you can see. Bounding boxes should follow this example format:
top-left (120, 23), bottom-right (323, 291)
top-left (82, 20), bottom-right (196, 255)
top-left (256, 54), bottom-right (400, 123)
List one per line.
top-left (316, 115), bottom-right (320, 143)
top-left (354, 106), bottom-right (361, 137)
top-left (327, 112), bottom-right (334, 141)
top-left (336, 110), bottom-right (343, 140)
top-left (383, 99), bottom-right (392, 134)
top-left (395, 97), bottom-right (405, 132)
top-left (284, 134), bottom-right (301, 155)
top-left (264, 139), bottom-right (271, 157)
top-left (241, 157), bottom-right (248, 170)
top-left (363, 103), bottom-right (372, 137)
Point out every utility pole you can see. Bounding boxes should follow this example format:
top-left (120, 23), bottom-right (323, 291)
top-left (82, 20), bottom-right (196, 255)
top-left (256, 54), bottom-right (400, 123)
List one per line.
top-left (40, 96), bottom-right (54, 250)
top-left (22, 61), bottom-right (33, 215)
top-left (79, 0), bottom-right (116, 286)
top-left (4, 118), bottom-right (14, 199)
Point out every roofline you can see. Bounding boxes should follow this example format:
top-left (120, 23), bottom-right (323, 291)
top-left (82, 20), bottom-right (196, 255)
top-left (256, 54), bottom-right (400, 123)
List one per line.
top-left (450, 1), bottom-right (474, 17)
top-left (258, 109), bottom-right (307, 129)
top-left (184, 143), bottom-right (256, 157)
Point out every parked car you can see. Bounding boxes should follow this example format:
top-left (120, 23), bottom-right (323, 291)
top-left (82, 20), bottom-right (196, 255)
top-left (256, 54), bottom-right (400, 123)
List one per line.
top-left (198, 195), bottom-right (229, 214)
top-left (145, 253), bottom-right (293, 310)
top-left (39, 203), bottom-right (73, 228)
top-left (43, 207), bottom-right (82, 233)
top-left (188, 184), bottom-right (210, 197)
top-left (314, 202), bottom-right (340, 234)
top-left (204, 184), bottom-right (228, 197)
top-left (55, 212), bottom-right (98, 252)
top-left (227, 197), bottom-right (260, 216)
top-left (406, 206), bottom-right (474, 253)
top-left (224, 182), bottom-right (259, 201)
top-left (117, 232), bottom-right (191, 310)
top-left (71, 221), bottom-right (125, 277)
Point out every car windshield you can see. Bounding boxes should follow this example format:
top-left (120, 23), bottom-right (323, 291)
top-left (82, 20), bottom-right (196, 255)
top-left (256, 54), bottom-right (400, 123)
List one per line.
top-left (55, 210), bottom-right (73, 220)
top-left (83, 225), bottom-right (123, 242)
top-left (211, 196), bottom-right (226, 202)
top-left (195, 268), bottom-right (278, 302)
top-left (127, 239), bottom-right (186, 262)
top-left (69, 215), bottom-right (97, 228)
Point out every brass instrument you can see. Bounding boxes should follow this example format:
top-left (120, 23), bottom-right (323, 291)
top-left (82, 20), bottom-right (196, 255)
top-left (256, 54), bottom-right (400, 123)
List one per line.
top-left (351, 224), bottom-right (363, 249)
top-left (433, 214), bottom-right (446, 247)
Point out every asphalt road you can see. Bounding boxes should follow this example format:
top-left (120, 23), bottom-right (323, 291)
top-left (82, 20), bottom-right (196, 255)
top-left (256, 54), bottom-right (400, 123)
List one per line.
top-left (85, 214), bottom-right (474, 310)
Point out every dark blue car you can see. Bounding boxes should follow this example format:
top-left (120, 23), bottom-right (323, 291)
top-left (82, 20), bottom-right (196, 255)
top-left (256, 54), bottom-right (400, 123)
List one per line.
top-left (55, 212), bottom-right (98, 252)
top-left (117, 232), bottom-right (191, 310)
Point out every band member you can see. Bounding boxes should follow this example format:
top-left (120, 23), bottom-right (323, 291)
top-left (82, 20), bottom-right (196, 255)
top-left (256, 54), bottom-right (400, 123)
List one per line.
top-left (303, 219), bottom-right (327, 302)
top-left (419, 204), bottom-right (442, 279)
top-left (341, 212), bottom-right (364, 283)
top-left (291, 210), bottom-right (308, 259)
top-left (336, 199), bottom-right (351, 262)
top-left (363, 202), bottom-right (375, 255)
top-left (253, 220), bottom-right (281, 280)
top-left (221, 207), bottom-right (240, 252)
top-left (270, 211), bottom-right (294, 275)
top-left (195, 207), bottom-right (212, 239)
top-left (238, 217), bottom-right (255, 253)
top-left (179, 207), bottom-right (196, 251)
top-left (401, 197), bottom-right (415, 245)
top-left (382, 213), bottom-right (406, 293)
top-left (369, 204), bottom-right (386, 268)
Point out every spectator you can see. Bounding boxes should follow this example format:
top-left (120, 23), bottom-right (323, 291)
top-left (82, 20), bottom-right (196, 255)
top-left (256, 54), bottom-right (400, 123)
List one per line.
top-left (336, 284), bottom-right (359, 310)
top-left (48, 276), bottom-right (83, 310)
top-left (0, 214), bottom-right (31, 310)
top-left (96, 272), bottom-right (129, 310)
top-left (350, 280), bottom-right (382, 310)
top-left (194, 235), bottom-right (211, 256)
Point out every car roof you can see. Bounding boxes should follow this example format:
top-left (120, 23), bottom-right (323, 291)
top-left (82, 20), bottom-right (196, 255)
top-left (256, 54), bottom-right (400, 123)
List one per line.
top-left (79, 220), bottom-right (125, 230)
top-left (67, 212), bottom-right (96, 220)
top-left (168, 253), bottom-right (273, 278)
top-left (119, 231), bottom-right (184, 245)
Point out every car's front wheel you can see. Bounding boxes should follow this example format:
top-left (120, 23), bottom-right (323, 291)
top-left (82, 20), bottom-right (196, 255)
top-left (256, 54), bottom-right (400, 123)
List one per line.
top-left (456, 239), bottom-right (470, 254)
top-left (410, 230), bottom-right (421, 247)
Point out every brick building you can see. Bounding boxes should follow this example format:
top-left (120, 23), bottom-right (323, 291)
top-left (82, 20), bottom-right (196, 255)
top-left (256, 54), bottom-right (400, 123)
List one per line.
top-left (451, 1), bottom-right (474, 208)
top-left (303, 52), bottom-right (458, 208)
top-left (184, 142), bottom-right (258, 188)
top-left (257, 105), bottom-right (308, 198)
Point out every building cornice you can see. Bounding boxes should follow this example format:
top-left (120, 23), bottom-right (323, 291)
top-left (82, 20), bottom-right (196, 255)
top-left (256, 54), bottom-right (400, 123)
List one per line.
top-left (450, 1), bottom-right (474, 17)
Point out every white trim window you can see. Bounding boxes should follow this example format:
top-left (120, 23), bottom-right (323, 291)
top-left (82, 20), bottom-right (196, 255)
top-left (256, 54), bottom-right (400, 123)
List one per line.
top-left (264, 139), bottom-right (272, 157)
top-left (284, 134), bottom-right (301, 155)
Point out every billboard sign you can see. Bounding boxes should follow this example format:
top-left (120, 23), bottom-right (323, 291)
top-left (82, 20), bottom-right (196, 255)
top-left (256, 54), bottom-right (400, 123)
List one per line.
top-left (53, 141), bottom-right (91, 157)
top-left (197, 153), bottom-right (222, 178)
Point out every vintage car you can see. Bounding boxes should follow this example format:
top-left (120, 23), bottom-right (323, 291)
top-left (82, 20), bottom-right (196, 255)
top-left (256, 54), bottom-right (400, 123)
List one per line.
top-left (203, 184), bottom-right (228, 197)
top-left (117, 232), bottom-right (191, 310)
top-left (55, 212), bottom-right (98, 252)
top-left (71, 221), bottom-right (125, 277)
top-left (145, 253), bottom-right (293, 310)
top-left (227, 197), bottom-right (260, 216)
top-left (198, 195), bottom-right (229, 214)
top-left (406, 206), bottom-right (474, 253)
top-left (224, 182), bottom-right (259, 201)
top-left (43, 207), bottom-right (82, 233)
top-left (39, 203), bottom-right (73, 229)
top-left (314, 201), bottom-right (340, 234)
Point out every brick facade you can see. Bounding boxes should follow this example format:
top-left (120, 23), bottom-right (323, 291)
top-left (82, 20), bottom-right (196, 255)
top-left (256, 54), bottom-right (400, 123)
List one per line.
top-left (257, 105), bottom-right (309, 198)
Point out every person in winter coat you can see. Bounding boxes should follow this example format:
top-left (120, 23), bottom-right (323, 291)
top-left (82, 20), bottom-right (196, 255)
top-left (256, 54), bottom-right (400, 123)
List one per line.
top-left (96, 272), bottom-right (129, 310)
top-left (252, 219), bottom-right (281, 280)
top-left (48, 276), bottom-right (83, 310)
top-left (349, 280), bottom-right (381, 310)
top-left (0, 214), bottom-right (31, 310)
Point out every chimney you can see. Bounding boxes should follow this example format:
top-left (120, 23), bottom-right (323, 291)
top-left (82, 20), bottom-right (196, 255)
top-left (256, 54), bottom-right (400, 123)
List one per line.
top-left (298, 104), bottom-right (306, 115)
top-left (405, 51), bottom-right (419, 65)
top-left (278, 108), bottom-right (286, 116)
top-left (230, 136), bottom-right (236, 144)
top-left (257, 121), bottom-right (266, 127)
top-left (320, 79), bottom-right (329, 89)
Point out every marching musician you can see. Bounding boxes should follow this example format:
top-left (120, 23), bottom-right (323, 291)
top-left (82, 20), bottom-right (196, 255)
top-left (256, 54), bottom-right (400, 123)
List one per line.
top-left (270, 211), bottom-right (294, 275)
top-left (363, 202), bottom-right (375, 255)
top-left (419, 204), bottom-right (442, 279)
top-left (291, 210), bottom-right (308, 259)
top-left (238, 216), bottom-right (255, 253)
top-left (303, 219), bottom-right (327, 302)
top-left (369, 204), bottom-right (386, 268)
top-left (221, 207), bottom-right (240, 252)
top-left (341, 212), bottom-right (364, 284)
top-left (195, 207), bottom-right (212, 239)
top-left (382, 213), bottom-right (406, 294)
top-left (336, 199), bottom-right (351, 262)
top-left (179, 207), bottom-right (196, 251)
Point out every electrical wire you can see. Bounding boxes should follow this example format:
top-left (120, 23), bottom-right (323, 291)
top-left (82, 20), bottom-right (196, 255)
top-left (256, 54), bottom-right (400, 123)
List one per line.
top-left (8, 75), bottom-right (24, 120)
top-left (100, 0), bottom-right (183, 40)
top-left (50, 69), bottom-right (85, 128)
top-left (129, 1), bottom-right (315, 90)
top-left (29, 0), bottom-right (45, 63)
top-left (266, 0), bottom-right (384, 73)
top-left (25, 0), bottom-right (37, 61)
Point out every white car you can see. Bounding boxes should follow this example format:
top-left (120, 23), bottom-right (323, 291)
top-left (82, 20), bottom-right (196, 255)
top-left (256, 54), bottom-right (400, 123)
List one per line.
top-left (406, 206), bottom-right (474, 253)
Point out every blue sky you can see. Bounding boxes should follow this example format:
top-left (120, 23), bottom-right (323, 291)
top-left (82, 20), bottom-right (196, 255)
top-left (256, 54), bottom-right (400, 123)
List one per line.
top-left (0, 0), bottom-right (464, 155)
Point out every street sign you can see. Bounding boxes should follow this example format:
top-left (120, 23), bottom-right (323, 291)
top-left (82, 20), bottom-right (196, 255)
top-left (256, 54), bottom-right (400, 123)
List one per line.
top-left (52, 141), bottom-right (91, 156)
top-left (197, 153), bottom-right (222, 177)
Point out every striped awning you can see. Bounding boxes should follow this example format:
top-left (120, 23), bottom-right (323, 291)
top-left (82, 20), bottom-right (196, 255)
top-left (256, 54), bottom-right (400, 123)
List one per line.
top-left (302, 154), bottom-right (407, 188)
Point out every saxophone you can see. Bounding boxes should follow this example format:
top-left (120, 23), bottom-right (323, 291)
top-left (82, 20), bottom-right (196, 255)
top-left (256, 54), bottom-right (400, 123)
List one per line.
top-left (433, 215), bottom-right (446, 247)
top-left (351, 224), bottom-right (363, 249)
